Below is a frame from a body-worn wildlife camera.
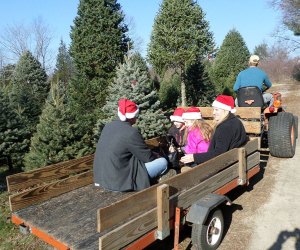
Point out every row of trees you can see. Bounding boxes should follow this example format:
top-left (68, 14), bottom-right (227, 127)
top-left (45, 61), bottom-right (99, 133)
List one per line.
top-left (0, 0), bottom-right (299, 172)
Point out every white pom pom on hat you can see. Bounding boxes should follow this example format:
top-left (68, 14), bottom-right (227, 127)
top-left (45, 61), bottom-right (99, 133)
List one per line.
top-left (117, 98), bottom-right (139, 121)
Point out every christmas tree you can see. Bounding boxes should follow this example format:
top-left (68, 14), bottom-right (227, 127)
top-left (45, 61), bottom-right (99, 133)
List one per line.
top-left (0, 90), bottom-right (30, 170)
top-left (10, 51), bottom-right (49, 133)
top-left (24, 81), bottom-right (90, 170)
top-left (94, 54), bottom-right (169, 140)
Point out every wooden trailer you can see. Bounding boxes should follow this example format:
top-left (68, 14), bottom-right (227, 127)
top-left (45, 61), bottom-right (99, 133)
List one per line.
top-left (7, 107), bottom-right (262, 250)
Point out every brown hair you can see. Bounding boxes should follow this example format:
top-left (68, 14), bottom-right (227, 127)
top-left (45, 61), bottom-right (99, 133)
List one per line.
top-left (184, 119), bottom-right (213, 143)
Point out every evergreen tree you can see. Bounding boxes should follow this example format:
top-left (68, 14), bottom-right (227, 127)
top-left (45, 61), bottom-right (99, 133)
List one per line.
top-left (186, 61), bottom-right (216, 106)
top-left (24, 81), bottom-right (89, 170)
top-left (9, 51), bottom-right (49, 132)
top-left (0, 64), bottom-right (15, 90)
top-left (148, 0), bottom-right (214, 106)
top-left (159, 70), bottom-right (181, 109)
top-left (131, 52), bottom-right (149, 77)
top-left (94, 55), bottom-right (169, 140)
top-left (52, 40), bottom-right (74, 86)
top-left (209, 29), bottom-right (250, 95)
top-left (0, 90), bottom-right (30, 170)
top-left (69, 0), bottom-right (130, 114)
top-left (254, 43), bottom-right (269, 60)
top-left (67, 0), bottom-right (131, 155)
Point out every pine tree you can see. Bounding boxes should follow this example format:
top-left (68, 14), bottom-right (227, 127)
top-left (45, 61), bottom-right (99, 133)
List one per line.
top-left (52, 40), bottom-right (74, 86)
top-left (254, 43), bottom-right (269, 60)
top-left (148, 0), bottom-right (214, 106)
top-left (131, 52), bottom-right (149, 77)
top-left (67, 0), bottom-right (131, 155)
top-left (9, 51), bottom-right (49, 132)
top-left (209, 29), bottom-right (250, 95)
top-left (159, 70), bottom-right (181, 109)
top-left (0, 90), bottom-right (30, 170)
top-left (0, 64), bottom-right (15, 90)
top-left (69, 0), bottom-right (130, 114)
top-left (186, 61), bottom-right (216, 106)
top-left (94, 55), bottom-right (169, 140)
top-left (24, 81), bottom-right (90, 170)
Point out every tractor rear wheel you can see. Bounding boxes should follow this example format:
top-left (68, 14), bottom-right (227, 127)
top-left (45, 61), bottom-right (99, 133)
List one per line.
top-left (294, 115), bottom-right (298, 139)
top-left (268, 112), bottom-right (296, 158)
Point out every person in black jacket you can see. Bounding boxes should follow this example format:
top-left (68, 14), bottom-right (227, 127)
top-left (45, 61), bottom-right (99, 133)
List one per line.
top-left (180, 95), bottom-right (247, 166)
top-left (93, 99), bottom-right (168, 191)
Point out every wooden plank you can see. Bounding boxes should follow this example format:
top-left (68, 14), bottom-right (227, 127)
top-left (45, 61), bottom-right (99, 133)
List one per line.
top-left (156, 184), bottom-right (170, 240)
top-left (9, 170), bottom-right (93, 212)
top-left (176, 152), bottom-right (259, 209)
top-left (6, 154), bottom-right (94, 193)
top-left (245, 138), bottom-right (260, 154)
top-left (238, 148), bottom-right (247, 185)
top-left (97, 148), bottom-right (239, 233)
top-left (99, 153), bottom-right (260, 250)
top-left (242, 120), bottom-right (261, 134)
top-left (6, 137), bottom-right (161, 194)
top-left (205, 120), bottom-right (261, 134)
top-left (97, 139), bottom-right (259, 233)
top-left (235, 107), bottom-right (261, 119)
top-left (198, 107), bottom-right (261, 120)
top-left (99, 208), bottom-right (157, 250)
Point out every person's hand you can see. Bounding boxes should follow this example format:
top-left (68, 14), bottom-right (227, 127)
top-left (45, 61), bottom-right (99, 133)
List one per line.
top-left (180, 154), bottom-right (194, 164)
top-left (169, 145), bottom-right (176, 153)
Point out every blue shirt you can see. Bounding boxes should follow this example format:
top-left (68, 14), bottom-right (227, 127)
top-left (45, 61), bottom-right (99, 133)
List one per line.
top-left (233, 67), bottom-right (272, 92)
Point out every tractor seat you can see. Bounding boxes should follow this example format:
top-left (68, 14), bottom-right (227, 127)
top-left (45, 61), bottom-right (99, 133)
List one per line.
top-left (237, 86), bottom-right (264, 108)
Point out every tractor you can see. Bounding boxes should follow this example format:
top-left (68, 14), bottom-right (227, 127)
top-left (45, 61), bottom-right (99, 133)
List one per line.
top-left (237, 86), bottom-right (298, 158)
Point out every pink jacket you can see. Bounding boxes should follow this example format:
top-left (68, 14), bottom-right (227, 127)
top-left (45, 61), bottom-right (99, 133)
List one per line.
top-left (184, 127), bottom-right (210, 154)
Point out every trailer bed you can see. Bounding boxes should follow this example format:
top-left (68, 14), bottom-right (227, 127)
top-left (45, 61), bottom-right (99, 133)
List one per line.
top-left (7, 107), bottom-right (262, 249)
top-left (14, 185), bottom-right (132, 249)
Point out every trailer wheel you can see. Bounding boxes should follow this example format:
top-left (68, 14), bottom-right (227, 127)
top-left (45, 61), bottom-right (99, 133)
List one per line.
top-left (268, 112), bottom-right (296, 158)
top-left (191, 209), bottom-right (224, 250)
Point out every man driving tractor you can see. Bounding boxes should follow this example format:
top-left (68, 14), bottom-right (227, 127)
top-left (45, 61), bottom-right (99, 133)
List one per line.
top-left (233, 55), bottom-right (273, 107)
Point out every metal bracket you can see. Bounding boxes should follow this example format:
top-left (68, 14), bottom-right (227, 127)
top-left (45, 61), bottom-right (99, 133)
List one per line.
top-left (19, 224), bottom-right (30, 235)
top-left (156, 229), bottom-right (170, 240)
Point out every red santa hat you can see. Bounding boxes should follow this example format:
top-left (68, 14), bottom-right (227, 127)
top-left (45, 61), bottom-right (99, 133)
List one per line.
top-left (182, 107), bottom-right (202, 120)
top-left (118, 98), bottom-right (139, 121)
top-left (212, 95), bottom-right (236, 113)
top-left (170, 107), bottom-right (185, 123)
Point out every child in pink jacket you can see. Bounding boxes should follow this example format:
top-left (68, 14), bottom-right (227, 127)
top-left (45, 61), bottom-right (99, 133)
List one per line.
top-left (182, 107), bottom-right (212, 154)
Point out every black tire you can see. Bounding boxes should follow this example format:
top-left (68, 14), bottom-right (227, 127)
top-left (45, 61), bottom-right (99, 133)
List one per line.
top-left (191, 209), bottom-right (224, 250)
top-left (268, 112), bottom-right (296, 158)
top-left (294, 115), bottom-right (298, 139)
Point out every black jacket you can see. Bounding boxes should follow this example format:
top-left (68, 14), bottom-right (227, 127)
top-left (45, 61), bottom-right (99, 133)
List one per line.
top-left (93, 119), bottom-right (155, 191)
top-left (194, 113), bottom-right (247, 164)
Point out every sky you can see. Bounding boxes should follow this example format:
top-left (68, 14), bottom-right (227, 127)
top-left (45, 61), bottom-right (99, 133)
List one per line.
top-left (0, 0), bottom-right (282, 67)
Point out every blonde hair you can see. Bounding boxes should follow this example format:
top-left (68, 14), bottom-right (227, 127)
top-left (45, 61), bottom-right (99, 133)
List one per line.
top-left (184, 119), bottom-right (213, 143)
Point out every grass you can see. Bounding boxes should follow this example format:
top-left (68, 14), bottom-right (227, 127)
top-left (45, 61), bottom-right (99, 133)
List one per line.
top-left (0, 166), bottom-right (49, 250)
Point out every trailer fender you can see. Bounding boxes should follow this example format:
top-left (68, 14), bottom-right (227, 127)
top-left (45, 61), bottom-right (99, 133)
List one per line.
top-left (186, 193), bottom-right (231, 225)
